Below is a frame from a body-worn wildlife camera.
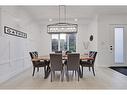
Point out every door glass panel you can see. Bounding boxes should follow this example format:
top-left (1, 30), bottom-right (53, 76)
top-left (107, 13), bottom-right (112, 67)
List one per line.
top-left (114, 28), bottom-right (124, 64)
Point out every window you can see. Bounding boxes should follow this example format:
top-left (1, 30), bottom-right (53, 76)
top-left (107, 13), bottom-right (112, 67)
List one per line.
top-left (51, 34), bottom-right (76, 52)
top-left (60, 34), bottom-right (67, 51)
top-left (51, 34), bottom-right (59, 51)
top-left (68, 34), bottom-right (76, 52)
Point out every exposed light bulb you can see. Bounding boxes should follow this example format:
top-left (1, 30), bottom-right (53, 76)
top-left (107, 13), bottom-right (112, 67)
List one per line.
top-left (74, 18), bottom-right (78, 21)
top-left (49, 19), bottom-right (52, 21)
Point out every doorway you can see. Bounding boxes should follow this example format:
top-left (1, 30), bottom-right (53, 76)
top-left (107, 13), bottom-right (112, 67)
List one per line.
top-left (109, 25), bottom-right (126, 65)
top-left (114, 27), bottom-right (124, 64)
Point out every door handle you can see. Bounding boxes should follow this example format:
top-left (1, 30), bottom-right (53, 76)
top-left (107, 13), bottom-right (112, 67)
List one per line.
top-left (110, 46), bottom-right (113, 50)
top-left (109, 46), bottom-right (113, 53)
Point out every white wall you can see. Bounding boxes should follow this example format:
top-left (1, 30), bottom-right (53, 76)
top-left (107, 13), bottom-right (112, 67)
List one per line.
top-left (87, 16), bottom-right (98, 66)
top-left (40, 23), bottom-right (51, 55)
top-left (0, 6), bottom-right (43, 83)
top-left (97, 14), bottom-right (127, 67)
top-left (0, 8), bottom-right (2, 36)
top-left (87, 16), bottom-right (98, 51)
top-left (76, 23), bottom-right (89, 54)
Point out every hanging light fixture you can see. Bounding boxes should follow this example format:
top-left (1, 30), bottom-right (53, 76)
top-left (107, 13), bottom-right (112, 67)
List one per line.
top-left (47, 5), bottom-right (78, 34)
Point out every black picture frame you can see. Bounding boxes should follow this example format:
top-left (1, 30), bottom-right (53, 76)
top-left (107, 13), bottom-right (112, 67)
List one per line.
top-left (4, 26), bottom-right (27, 38)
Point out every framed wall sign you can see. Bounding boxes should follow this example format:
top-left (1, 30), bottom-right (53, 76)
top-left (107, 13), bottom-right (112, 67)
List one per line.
top-left (4, 26), bottom-right (27, 38)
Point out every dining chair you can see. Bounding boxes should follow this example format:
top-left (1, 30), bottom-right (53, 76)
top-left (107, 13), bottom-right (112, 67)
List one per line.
top-left (64, 51), bottom-right (72, 65)
top-left (87, 51), bottom-right (94, 71)
top-left (66, 53), bottom-right (80, 81)
top-left (34, 51), bottom-right (38, 57)
top-left (65, 51), bottom-right (72, 55)
top-left (55, 51), bottom-right (62, 53)
top-left (29, 52), bottom-right (48, 78)
top-left (50, 53), bottom-right (64, 82)
top-left (80, 51), bottom-right (97, 77)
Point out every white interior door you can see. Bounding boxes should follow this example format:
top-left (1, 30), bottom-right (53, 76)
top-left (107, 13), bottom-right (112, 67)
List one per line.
top-left (109, 24), bottom-right (126, 65)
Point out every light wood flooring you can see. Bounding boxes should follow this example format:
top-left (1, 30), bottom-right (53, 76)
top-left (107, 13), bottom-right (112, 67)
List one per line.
top-left (0, 67), bottom-right (127, 89)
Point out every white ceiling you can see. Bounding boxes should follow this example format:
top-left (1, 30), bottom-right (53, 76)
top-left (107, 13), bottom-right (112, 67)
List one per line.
top-left (21, 6), bottom-right (127, 24)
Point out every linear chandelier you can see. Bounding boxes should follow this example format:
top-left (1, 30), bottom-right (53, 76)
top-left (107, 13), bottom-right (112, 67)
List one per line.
top-left (47, 5), bottom-right (78, 34)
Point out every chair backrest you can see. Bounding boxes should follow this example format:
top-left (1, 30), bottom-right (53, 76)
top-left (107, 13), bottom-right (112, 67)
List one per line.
top-left (65, 51), bottom-right (72, 55)
top-left (55, 51), bottom-right (62, 53)
top-left (29, 52), bottom-right (34, 59)
top-left (34, 51), bottom-right (38, 57)
top-left (29, 52), bottom-right (39, 66)
top-left (67, 53), bottom-right (80, 70)
top-left (50, 53), bottom-right (63, 71)
top-left (29, 51), bottom-right (38, 59)
top-left (89, 51), bottom-right (94, 57)
top-left (90, 51), bottom-right (97, 64)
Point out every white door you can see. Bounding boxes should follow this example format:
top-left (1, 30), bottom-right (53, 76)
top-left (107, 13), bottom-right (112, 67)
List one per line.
top-left (109, 24), bottom-right (126, 65)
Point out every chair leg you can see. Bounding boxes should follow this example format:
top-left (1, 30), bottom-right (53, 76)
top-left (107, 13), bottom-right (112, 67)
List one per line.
top-left (77, 69), bottom-right (79, 81)
top-left (67, 70), bottom-right (69, 81)
top-left (65, 69), bottom-right (67, 81)
top-left (44, 66), bottom-right (46, 78)
top-left (75, 70), bottom-right (76, 77)
top-left (72, 70), bottom-right (74, 77)
top-left (61, 70), bottom-right (64, 82)
top-left (89, 66), bottom-right (91, 71)
top-left (37, 67), bottom-right (39, 72)
top-left (82, 66), bottom-right (83, 77)
top-left (51, 71), bottom-right (52, 82)
top-left (46, 64), bottom-right (50, 72)
top-left (92, 66), bottom-right (95, 76)
top-left (32, 67), bottom-right (35, 76)
top-left (53, 71), bottom-right (55, 79)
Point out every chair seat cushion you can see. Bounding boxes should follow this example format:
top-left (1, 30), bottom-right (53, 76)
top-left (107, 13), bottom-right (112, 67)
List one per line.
top-left (80, 61), bottom-right (93, 66)
top-left (34, 61), bottom-right (46, 67)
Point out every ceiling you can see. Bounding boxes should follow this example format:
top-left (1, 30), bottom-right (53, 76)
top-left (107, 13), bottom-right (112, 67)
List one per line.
top-left (21, 6), bottom-right (127, 24)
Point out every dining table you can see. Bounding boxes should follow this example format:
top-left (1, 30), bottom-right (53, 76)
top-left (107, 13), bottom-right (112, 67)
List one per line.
top-left (32, 54), bottom-right (94, 61)
top-left (32, 54), bottom-right (94, 79)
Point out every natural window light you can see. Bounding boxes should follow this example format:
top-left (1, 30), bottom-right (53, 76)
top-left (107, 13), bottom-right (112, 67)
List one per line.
top-left (114, 27), bottom-right (124, 64)
top-left (51, 34), bottom-right (76, 52)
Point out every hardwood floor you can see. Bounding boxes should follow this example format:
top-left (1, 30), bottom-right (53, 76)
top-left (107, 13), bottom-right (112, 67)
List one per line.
top-left (0, 67), bottom-right (127, 89)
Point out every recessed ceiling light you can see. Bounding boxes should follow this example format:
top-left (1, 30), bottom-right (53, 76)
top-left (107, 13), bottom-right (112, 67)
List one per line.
top-left (49, 19), bottom-right (52, 21)
top-left (74, 18), bottom-right (78, 21)
top-left (15, 18), bottom-right (20, 22)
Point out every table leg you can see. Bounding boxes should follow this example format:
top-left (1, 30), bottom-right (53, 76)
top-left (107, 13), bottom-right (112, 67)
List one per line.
top-left (79, 66), bottom-right (83, 78)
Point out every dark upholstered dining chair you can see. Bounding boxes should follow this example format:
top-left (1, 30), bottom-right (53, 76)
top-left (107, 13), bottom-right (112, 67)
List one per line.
top-left (64, 51), bottom-right (72, 65)
top-left (80, 51), bottom-right (97, 77)
top-left (29, 51), bottom-right (50, 78)
top-left (50, 53), bottom-right (64, 82)
top-left (65, 51), bottom-right (72, 55)
top-left (55, 51), bottom-right (62, 53)
top-left (66, 53), bottom-right (80, 81)
top-left (87, 51), bottom-right (95, 71)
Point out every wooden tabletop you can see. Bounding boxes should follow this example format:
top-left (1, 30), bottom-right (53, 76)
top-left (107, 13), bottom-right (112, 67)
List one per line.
top-left (32, 55), bottom-right (94, 62)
